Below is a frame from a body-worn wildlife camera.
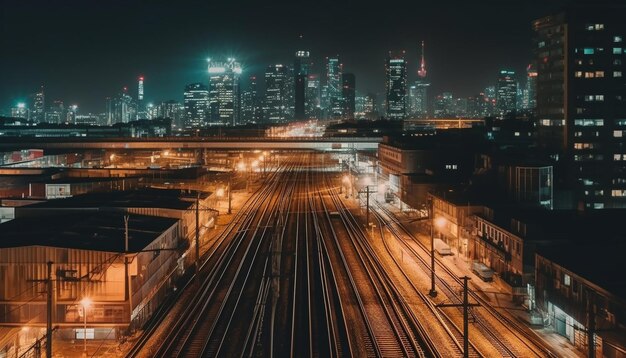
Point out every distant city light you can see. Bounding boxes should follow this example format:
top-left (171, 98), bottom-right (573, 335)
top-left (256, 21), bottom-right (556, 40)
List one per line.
top-left (17, 103), bottom-right (25, 108)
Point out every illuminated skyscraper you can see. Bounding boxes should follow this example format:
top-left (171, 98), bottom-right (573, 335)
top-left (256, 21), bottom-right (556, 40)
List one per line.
top-left (385, 51), bottom-right (407, 120)
top-left (11, 103), bottom-right (28, 120)
top-left (183, 83), bottom-right (209, 128)
top-left (412, 41), bottom-right (430, 118)
top-left (32, 86), bottom-right (45, 123)
top-left (524, 64), bottom-right (537, 110)
top-left (533, 4), bottom-right (626, 210)
top-left (106, 87), bottom-right (136, 124)
top-left (157, 100), bottom-right (184, 128)
top-left (138, 76), bottom-right (144, 102)
top-left (264, 64), bottom-right (289, 123)
top-left (46, 100), bottom-right (64, 124)
top-left (241, 76), bottom-right (261, 123)
top-left (294, 50), bottom-right (312, 120)
top-left (208, 58), bottom-right (242, 125)
top-left (342, 73), bottom-right (356, 119)
top-left (325, 56), bottom-right (343, 118)
top-left (496, 70), bottom-right (517, 116)
top-left (137, 76), bottom-right (147, 119)
top-left (305, 74), bottom-right (321, 119)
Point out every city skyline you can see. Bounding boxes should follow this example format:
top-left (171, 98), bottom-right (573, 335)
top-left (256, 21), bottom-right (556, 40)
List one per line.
top-left (0, 0), bottom-right (571, 113)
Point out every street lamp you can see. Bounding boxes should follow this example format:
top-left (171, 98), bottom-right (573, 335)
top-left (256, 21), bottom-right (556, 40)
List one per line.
top-left (342, 175), bottom-right (351, 198)
top-left (80, 297), bottom-right (92, 356)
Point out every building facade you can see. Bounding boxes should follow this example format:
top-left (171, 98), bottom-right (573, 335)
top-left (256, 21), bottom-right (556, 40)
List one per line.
top-left (342, 73), bottom-right (356, 119)
top-left (496, 70), bottom-right (517, 116)
top-left (264, 64), bottom-right (289, 123)
top-left (385, 52), bottom-right (407, 120)
top-left (183, 83), bottom-right (209, 128)
top-left (533, 4), bottom-right (626, 209)
top-left (207, 58), bottom-right (242, 126)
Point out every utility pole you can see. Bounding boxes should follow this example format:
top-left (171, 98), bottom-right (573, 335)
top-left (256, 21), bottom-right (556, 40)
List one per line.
top-left (195, 192), bottom-right (200, 270)
top-left (228, 171), bottom-right (232, 215)
top-left (124, 215), bottom-right (133, 333)
top-left (46, 261), bottom-right (52, 358)
top-left (437, 276), bottom-right (479, 358)
top-left (429, 197), bottom-right (437, 297)
top-left (366, 186), bottom-right (370, 225)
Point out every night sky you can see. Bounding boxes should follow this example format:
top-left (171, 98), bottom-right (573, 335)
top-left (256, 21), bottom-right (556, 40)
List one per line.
top-left (0, 0), bottom-right (570, 114)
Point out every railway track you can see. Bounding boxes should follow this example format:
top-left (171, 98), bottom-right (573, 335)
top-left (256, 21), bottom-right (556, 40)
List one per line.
top-left (374, 201), bottom-right (555, 357)
top-left (319, 171), bottom-right (428, 358)
top-left (149, 162), bottom-right (295, 357)
top-left (368, 207), bottom-right (485, 358)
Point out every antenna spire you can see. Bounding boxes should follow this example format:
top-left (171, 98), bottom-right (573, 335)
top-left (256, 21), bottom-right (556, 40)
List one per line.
top-left (418, 40), bottom-right (427, 78)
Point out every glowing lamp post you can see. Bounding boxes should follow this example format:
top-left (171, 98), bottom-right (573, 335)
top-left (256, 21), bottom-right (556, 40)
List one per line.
top-left (80, 297), bottom-right (92, 355)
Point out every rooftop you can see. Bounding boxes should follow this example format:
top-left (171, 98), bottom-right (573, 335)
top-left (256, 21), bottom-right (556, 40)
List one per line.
top-left (0, 212), bottom-right (178, 252)
top-left (538, 243), bottom-right (626, 303)
top-left (24, 188), bottom-right (209, 210)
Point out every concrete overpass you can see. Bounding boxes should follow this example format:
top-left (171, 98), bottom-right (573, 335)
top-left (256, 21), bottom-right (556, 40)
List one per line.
top-left (0, 136), bottom-right (382, 151)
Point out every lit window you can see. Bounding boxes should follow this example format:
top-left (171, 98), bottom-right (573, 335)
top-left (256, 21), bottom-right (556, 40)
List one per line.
top-left (612, 190), bottom-right (626, 197)
top-left (615, 59), bottom-right (623, 65)
top-left (514, 132), bottom-right (520, 137)
top-left (614, 154), bottom-right (622, 161)
top-left (585, 95), bottom-right (594, 101)
top-left (586, 24), bottom-right (595, 31)
top-left (564, 274), bottom-right (571, 286)
top-left (575, 71), bottom-right (583, 78)
top-left (585, 72), bottom-right (595, 78)
top-left (614, 71), bottom-right (623, 78)
top-left (584, 48), bottom-right (595, 55)
top-left (614, 130), bottom-right (624, 137)
top-left (615, 36), bottom-right (623, 43)
top-left (596, 95), bottom-right (604, 101)
top-left (613, 47), bottom-right (623, 54)
top-left (594, 203), bottom-right (604, 209)
top-left (595, 71), bottom-right (605, 78)
top-left (595, 24), bottom-right (604, 30)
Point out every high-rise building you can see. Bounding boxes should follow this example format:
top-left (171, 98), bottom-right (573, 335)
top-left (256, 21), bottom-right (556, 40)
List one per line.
top-left (11, 103), bottom-right (28, 120)
top-left (66, 104), bottom-right (78, 124)
top-left (294, 50), bottom-right (312, 120)
top-left (157, 100), bottom-right (184, 128)
top-left (105, 87), bottom-right (136, 124)
top-left (496, 70), bottom-right (517, 116)
top-left (433, 92), bottom-right (454, 118)
top-left (364, 93), bottom-right (378, 120)
top-left (325, 56), bottom-right (343, 118)
top-left (533, 4), bottom-right (626, 210)
top-left (412, 41), bottom-right (430, 118)
top-left (46, 100), bottom-right (64, 123)
top-left (183, 83), bottom-right (209, 128)
top-left (283, 65), bottom-right (295, 120)
top-left (484, 85), bottom-right (497, 116)
top-left (264, 64), bottom-right (289, 123)
top-left (305, 74), bottom-right (321, 119)
top-left (32, 86), bottom-right (45, 123)
top-left (138, 76), bottom-right (144, 103)
top-left (385, 51), bottom-right (407, 120)
top-left (525, 64), bottom-right (538, 110)
top-left (208, 58), bottom-right (242, 125)
top-left (341, 73), bottom-right (356, 119)
top-left (241, 76), bottom-right (261, 124)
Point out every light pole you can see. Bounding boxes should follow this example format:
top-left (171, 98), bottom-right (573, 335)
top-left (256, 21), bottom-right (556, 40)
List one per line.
top-left (227, 171), bottom-right (232, 214)
top-left (342, 175), bottom-right (351, 198)
top-left (428, 197), bottom-right (446, 297)
top-left (80, 297), bottom-right (92, 356)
